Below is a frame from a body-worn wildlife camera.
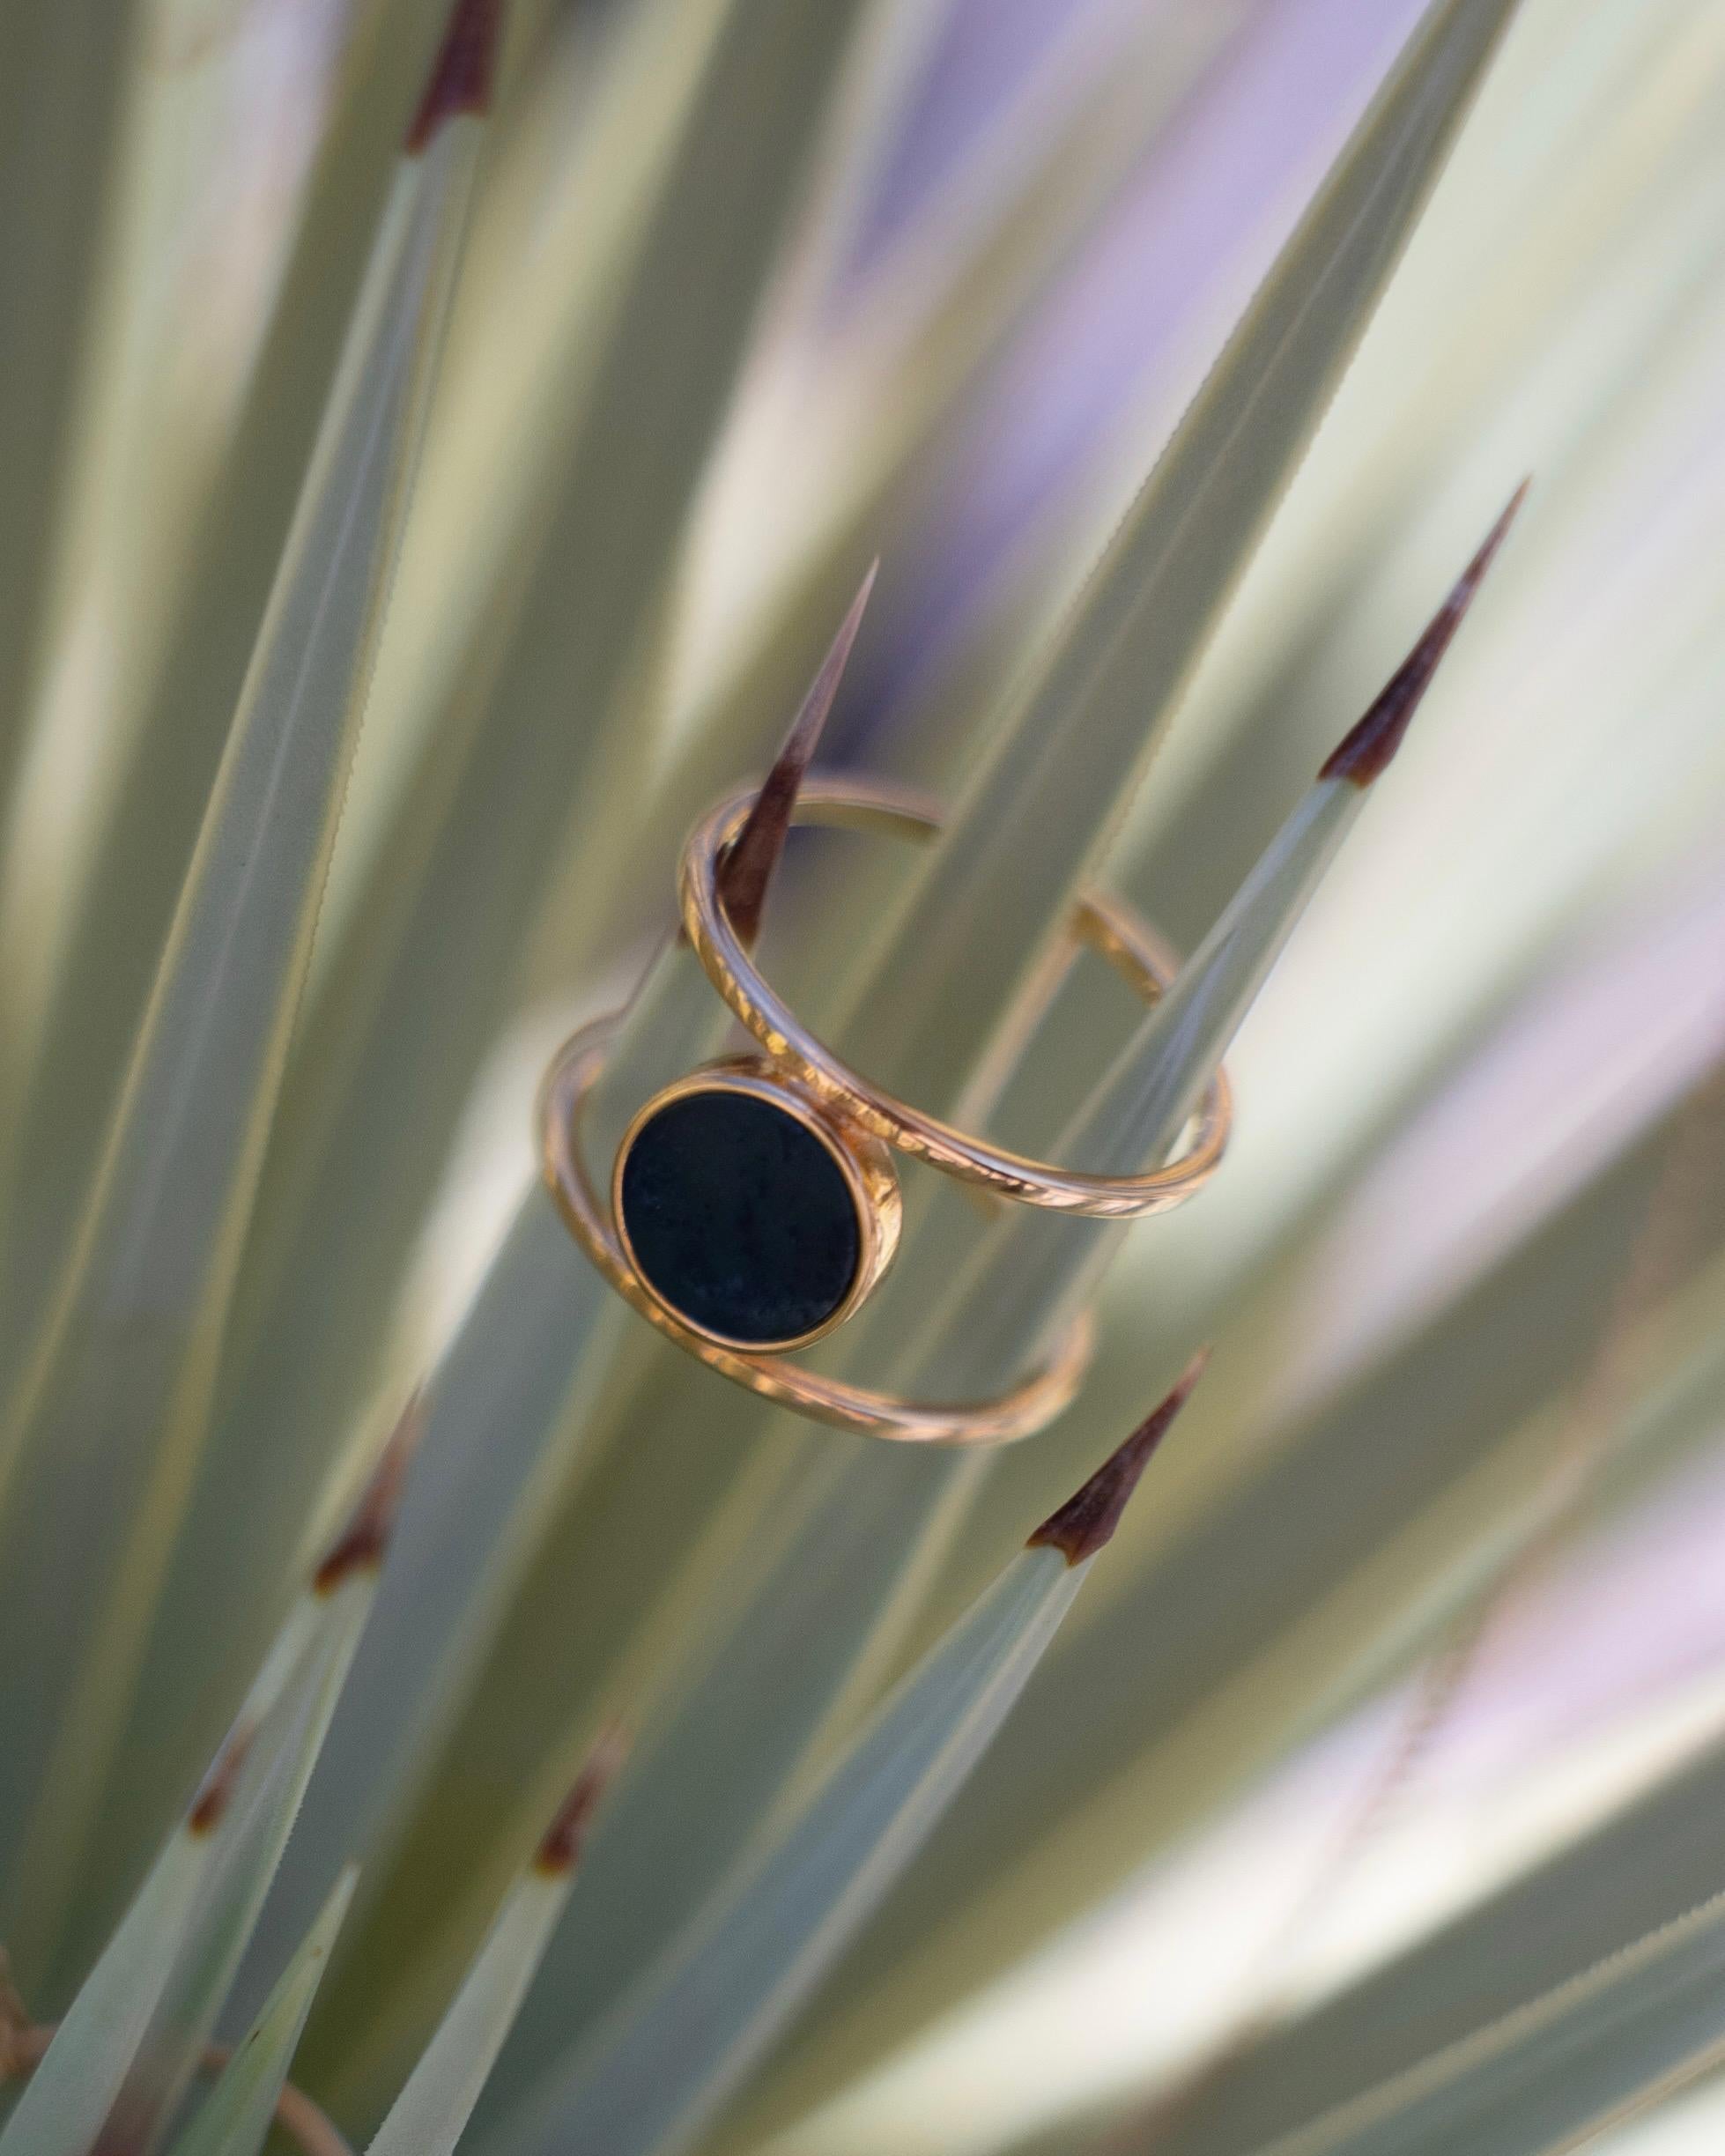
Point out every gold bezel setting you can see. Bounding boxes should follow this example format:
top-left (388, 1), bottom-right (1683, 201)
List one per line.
top-left (610, 1059), bottom-right (900, 1355)
top-left (540, 1013), bottom-right (1092, 1445)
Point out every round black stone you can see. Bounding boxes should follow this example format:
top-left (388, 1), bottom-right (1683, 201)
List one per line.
top-left (618, 1086), bottom-right (862, 1347)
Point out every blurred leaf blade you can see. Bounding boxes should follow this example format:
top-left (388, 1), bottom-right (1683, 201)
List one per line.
top-left (472, 1440), bottom-right (982, 2111)
top-left (1227, 1887), bottom-right (1725, 2156)
top-left (0, 1833), bottom-right (208, 2156)
top-left (0, 68), bottom-right (489, 1960)
top-left (907, 489), bottom-right (1524, 1403)
top-left (165, 1870), bottom-right (357, 2156)
top-left (480, 1381), bottom-right (1193, 2156)
top-left (0, 3), bottom-right (144, 800)
top-left (364, 1736), bottom-right (623, 2156)
top-left (720, 1114), bottom-right (1725, 2147)
top-left (287, 596), bottom-right (870, 2106)
top-left (0, 1461), bottom-right (391, 2156)
top-left (484, 1540), bottom-right (1095, 2156)
top-left (0, 0), bottom-right (447, 1361)
top-left (250, 1198), bottom-right (615, 1982)
top-left (833, 0), bottom-right (1522, 1116)
top-left (186, 0), bottom-right (874, 1723)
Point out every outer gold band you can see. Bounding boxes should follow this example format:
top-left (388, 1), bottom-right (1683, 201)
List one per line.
top-left (540, 1014), bottom-right (1094, 1445)
top-left (679, 777), bottom-right (1232, 1219)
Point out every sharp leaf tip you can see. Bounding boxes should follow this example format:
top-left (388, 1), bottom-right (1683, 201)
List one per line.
top-left (1319, 478), bottom-right (1529, 789)
top-left (1028, 1350), bottom-right (1209, 1565)
top-left (535, 1724), bottom-right (629, 1877)
top-left (188, 1726), bottom-right (255, 1837)
top-left (406, 0), bottom-right (507, 152)
top-left (313, 1393), bottom-right (422, 1594)
top-left (716, 564), bottom-right (879, 948)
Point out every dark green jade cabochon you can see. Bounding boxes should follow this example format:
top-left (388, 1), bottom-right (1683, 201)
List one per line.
top-left (618, 1086), bottom-right (862, 1347)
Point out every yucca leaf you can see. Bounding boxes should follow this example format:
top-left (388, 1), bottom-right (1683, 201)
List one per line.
top-left (251, 1208), bottom-right (614, 1957)
top-left (363, 1736), bottom-right (622, 2156)
top-left (825, 0), bottom-right (1521, 1119)
top-left (723, 1120), bottom-right (1725, 2147)
top-left (0, 2), bottom-right (143, 804)
top-left (164, 1870), bottom-right (357, 2156)
top-left (204, 0), bottom-right (871, 1595)
top-left (479, 1435), bottom-right (981, 2108)
top-left (0, 0), bottom-right (448, 1361)
top-left (576, 559), bottom-right (879, 1170)
top-left (1178, 1889), bottom-right (1725, 2156)
top-left (0, 1426), bottom-right (404, 2153)
top-left (637, 493), bottom-right (1523, 2139)
top-left (349, 0), bottom-right (735, 905)
top-left (0, 9), bottom-right (493, 1967)
top-left (1041, 848), bottom-right (1725, 1623)
top-left (1103, 1323), bottom-right (1725, 2156)
top-left (280, 579), bottom-right (869, 2107)
top-left (721, 564), bottom-right (880, 948)
top-left (897, 488), bottom-right (1526, 1403)
top-left (1094, 484), bottom-right (1524, 1167)
top-left (575, 3), bottom-right (1230, 974)
top-left (479, 1371), bottom-right (1199, 2156)
top-left (1112, 184), bottom-right (1725, 1265)
top-left (0, 1836), bottom-right (207, 2156)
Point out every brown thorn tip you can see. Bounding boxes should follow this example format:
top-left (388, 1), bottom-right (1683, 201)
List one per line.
top-left (1028, 1351), bottom-right (1209, 1566)
top-left (716, 560), bottom-right (879, 951)
top-left (406, 0), bottom-right (507, 152)
top-left (189, 1725), bottom-right (255, 1836)
top-left (0, 1953), bottom-right (29, 2074)
top-left (1319, 478), bottom-right (1529, 789)
top-left (535, 1724), bottom-right (630, 1876)
top-left (313, 1393), bottom-right (424, 1595)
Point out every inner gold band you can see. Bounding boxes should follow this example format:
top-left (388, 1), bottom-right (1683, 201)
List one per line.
top-left (679, 777), bottom-right (1232, 1219)
top-left (540, 1014), bottom-right (1094, 1445)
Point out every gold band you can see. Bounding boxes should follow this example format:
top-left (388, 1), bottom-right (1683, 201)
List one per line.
top-left (679, 777), bottom-right (1232, 1218)
top-left (540, 1014), bottom-right (1093, 1444)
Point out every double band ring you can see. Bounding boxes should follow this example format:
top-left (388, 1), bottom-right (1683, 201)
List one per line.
top-left (539, 776), bottom-right (1232, 1444)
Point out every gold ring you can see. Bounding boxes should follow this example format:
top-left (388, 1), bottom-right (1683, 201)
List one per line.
top-left (537, 775), bottom-right (1231, 1443)
top-left (539, 1014), bottom-right (1093, 1444)
top-left (678, 777), bottom-right (1231, 1217)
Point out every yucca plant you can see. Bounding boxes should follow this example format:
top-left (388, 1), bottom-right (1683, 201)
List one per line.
top-left (2, 0), bottom-right (1723, 2151)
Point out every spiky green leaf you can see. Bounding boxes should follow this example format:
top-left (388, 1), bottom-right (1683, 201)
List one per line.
top-left (165, 1871), bottom-right (356, 2156)
top-left (0, 49), bottom-right (490, 1948)
top-left (484, 1543), bottom-right (1092, 2156)
top-left (829, 0), bottom-right (1522, 1117)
